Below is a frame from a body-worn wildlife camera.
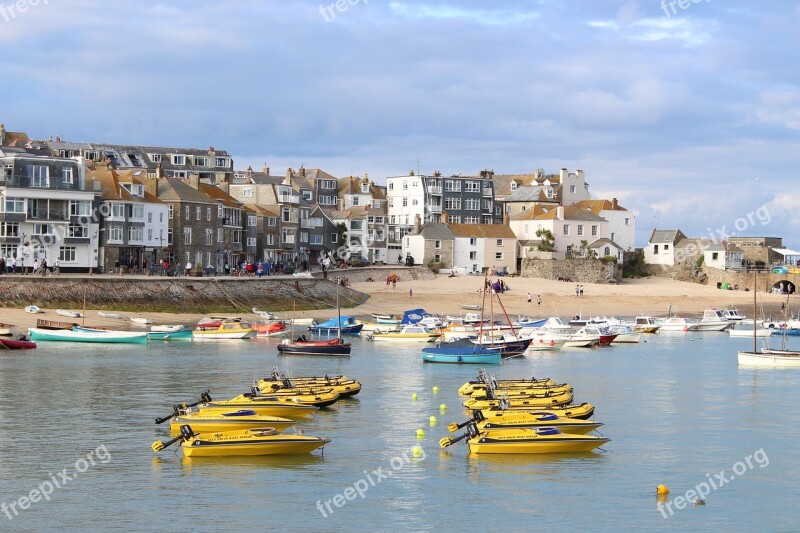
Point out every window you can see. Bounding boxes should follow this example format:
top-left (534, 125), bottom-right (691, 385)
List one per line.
top-left (110, 203), bottom-right (125, 218)
top-left (464, 181), bottom-right (480, 192)
top-left (300, 231), bottom-right (308, 243)
top-left (183, 227), bottom-right (192, 245)
top-left (68, 224), bottom-right (87, 238)
top-left (402, 198), bottom-right (408, 207)
top-left (69, 201), bottom-right (91, 217)
top-left (267, 234), bottom-right (274, 245)
top-left (545, 188), bottom-right (554, 198)
top-left (147, 228), bottom-right (153, 241)
top-left (465, 199), bottom-right (480, 210)
top-left (434, 254), bottom-right (441, 263)
top-left (247, 237), bottom-right (257, 247)
top-left (159, 213), bottom-right (164, 223)
top-left (464, 216), bottom-right (479, 224)
top-left (167, 229), bottom-right (173, 245)
top-left (435, 240), bottom-right (441, 249)
top-left (131, 204), bottom-right (144, 220)
top-left (577, 225), bottom-right (584, 236)
top-left (604, 247), bottom-right (611, 257)
top-left (248, 215), bottom-right (256, 227)
top-left (510, 182), bottom-right (518, 191)
top-left (242, 188), bottom-right (253, 198)
top-left (215, 157), bottom-right (228, 167)
top-left (310, 234), bottom-right (323, 245)
top-left (496, 239), bottom-right (503, 246)
top-left (147, 212), bottom-right (153, 224)
top-left (2, 198), bottom-right (24, 213)
top-left (353, 197), bottom-right (360, 206)
top-left (361, 183), bottom-right (369, 193)
top-left (280, 229), bottom-right (293, 244)
top-left (712, 252), bottom-right (719, 260)
top-left (206, 207), bottom-right (212, 221)
top-left (150, 154), bottom-right (162, 163)
top-left (563, 225), bottom-right (570, 236)
top-left (388, 182), bottom-right (394, 191)
top-left (84, 150), bottom-right (99, 161)
top-left (172, 155), bottom-right (186, 165)
top-left (58, 247), bottom-right (76, 262)
top-left (569, 185), bottom-right (576, 193)
top-left (195, 207), bottom-right (201, 221)
top-left (233, 230), bottom-right (242, 244)
top-left (322, 180), bottom-right (337, 190)
top-left (331, 233), bottom-right (338, 243)
top-left (33, 223), bottom-right (52, 235)
top-left (0, 222), bottom-right (19, 237)
top-left (351, 220), bottom-right (363, 230)
top-left (28, 166), bottom-right (49, 187)
top-left (653, 245), bottom-right (659, 254)
top-left (444, 198), bottom-right (461, 210)
top-left (129, 227), bottom-right (143, 242)
top-left (469, 237), bottom-right (477, 246)
top-left (62, 168), bottom-right (73, 184)
top-left (185, 206), bottom-right (190, 219)
top-left (217, 228), bottom-right (223, 243)
top-left (469, 251), bottom-right (477, 260)
top-left (444, 180), bottom-right (461, 192)
top-left (205, 229), bottom-right (213, 245)
top-left (302, 190), bottom-right (313, 201)
top-left (482, 199), bottom-right (491, 210)
top-left (495, 252), bottom-right (503, 260)
top-left (267, 217), bottom-right (276, 227)
top-left (168, 205), bottom-right (173, 219)
top-left (109, 225), bottom-right (123, 242)
top-left (591, 225), bottom-right (597, 236)
top-left (194, 156), bottom-right (208, 167)
top-left (402, 181), bottom-right (408, 190)
top-left (388, 198), bottom-right (394, 208)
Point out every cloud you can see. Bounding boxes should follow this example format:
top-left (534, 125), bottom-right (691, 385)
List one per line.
top-left (388, 2), bottom-right (539, 25)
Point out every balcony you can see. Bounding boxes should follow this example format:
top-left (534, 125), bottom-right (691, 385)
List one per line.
top-left (429, 204), bottom-right (442, 213)
top-left (300, 220), bottom-right (315, 229)
top-left (427, 185), bottom-right (442, 195)
top-left (483, 188), bottom-right (493, 197)
top-left (0, 174), bottom-right (85, 190)
top-left (278, 194), bottom-right (300, 204)
top-left (27, 210), bottom-right (69, 222)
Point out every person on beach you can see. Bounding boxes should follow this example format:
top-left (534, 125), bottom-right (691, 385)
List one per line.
top-left (537, 294), bottom-right (542, 307)
top-left (40, 258), bottom-right (47, 276)
top-left (409, 288), bottom-right (413, 298)
top-left (575, 285), bottom-right (579, 297)
top-left (579, 285), bottom-right (584, 297)
top-left (527, 292), bottom-right (532, 305)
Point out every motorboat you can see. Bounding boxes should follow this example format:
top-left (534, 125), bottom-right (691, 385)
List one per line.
top-left (658, 317), bottom-right (700, 332)
top-left (259, 368), bottom-right (361, 397)
top-left (151, 324), bottom-right (187, 333)
top-left (468, 384), bottom-right (573, 400)
top-left (458, 373), bottom-right (557, 396)
top-left (0, 336), bottom-right (37, 350)
top-left (255, 322), bottom-right (290, 337)
top-left (277, 335), bottom-right (351, 356)
top-left (399, 308), bottom-right (442, 329)
top-left (152, 424), bottom-right (330, 457)
top-left (190, 391), bottom-right (321, 417)
top-left (28, 328), bottom-right (147, 344)
top-left (440, 423), bottom-right (609, 454)
top-left (722, 308), bottom-right (745, 321)
top-left (307, 316), bottom-right (363, 335)
top-left (358, 321), bottom-right (400, 333)
top-left (193, 319), bottom-right (256, 340)
top-left (463, 391), bottom-right (573, 411)
top-left (562, 331), bottom-right (600, 348)
top-left (56, 309), bottom-right (82, 318)
top-left (605, 324), bottom-right (641, 343)
top-left (130, 316), bottom-right (153, 325)
top-left (540, 317), bottom-right (573, 331)
top-left (633, 316), bottom-right (661, 333)
top-left (700, 309), bottom-right (734, 331)
top-left (475, 401), bottom-right (596, 420)
top-left (518, 329), bottom-right (567, 351)
top-left (0, 322), bottom-right (14, 336)
top-left (421, 344), bottom-right (501, 365)
top-left (575, 326), bottom-right (616, 345)
top-left (449, 409), bottom-right (603, 435)
top-left (155, 406), bottom-right (296, 436)
top-left (512, 316), bottom-right (547, 328)
top-left (24, 305), bottom-right (44, 314)
top-left (428, 323), bottom-right (479, 342)
top-left (368, 324), bottom-right (440, 342)
top-left (147, 329), bottom-right (193, 341)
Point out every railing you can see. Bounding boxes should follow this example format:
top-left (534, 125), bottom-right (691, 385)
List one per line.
top-left (427, 186), bottom-right (442, 194)
top-left (429, 204), bottom-right (442, 213)
top-left (0, 175), bottom-right (87, 190)
top-left (278, 194), bottom-right (300, 204)
top-left (27, 210), bottom-right (69, 221)
top-left (483, 188), bottom-right (493, 196)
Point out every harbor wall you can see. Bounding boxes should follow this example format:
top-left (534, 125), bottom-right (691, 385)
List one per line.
top-left (520, 258), bottom-right (622, 284)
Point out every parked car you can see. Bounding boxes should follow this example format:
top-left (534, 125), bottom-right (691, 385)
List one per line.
top-left (348, 255), bottom-right (371, 267)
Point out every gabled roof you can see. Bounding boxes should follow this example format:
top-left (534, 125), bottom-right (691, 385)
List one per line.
top-left (534, 206), bottom-right (606, 222)
top-left (588, 238), bottom-right (623, 250)
top-left (247, 204), bottom-right (280, 217)
top-left (449, 224), bottom-right (516, 239)
top-left (509, 206), bottom-right (550, 221)
top-left (2, 130), bottom-right (30, 146)
top-left (505, 185), bottom-right (555, 203)
top-left (417, 223), bottom-right (454, 240)
top-left (199, 184), bottom-right (242, 209)
top-left (572, 199), bottom-right (628, 213)
top-left (155, 178), bottom-right (217, 204)
top-left (648, 229), bottom-right (686, 245)
top-left (491, 174), bottom-right (539, 197)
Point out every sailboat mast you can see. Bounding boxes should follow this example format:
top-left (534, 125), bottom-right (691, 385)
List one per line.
top-left (753, 270), bottom-right (757, 354)
top-left (479, 272), bottom-right (487, 340)
top-left (336, 281), bottom-right (342, 342)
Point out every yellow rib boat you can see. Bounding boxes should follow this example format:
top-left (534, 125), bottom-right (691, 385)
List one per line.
top-left (162, 409), bottom-right (296, 436)
top-left (458, 374), bottom-right (556, 395)
top-left (463, 390), bottom-right (573, 410)
top-left (449, 409), bottom-right (602, 435)
top-left (440, 423), bottom-right (609, 454)
top-left (472, 401), bottom-right (596, 420)
top-left (152, 425), bottom-right (330, 457)
top-left (191, 392), bottom-right (319, 419)
top-left (258, 377), bottom-right (362, 398)
top-left (469, 384), bottom-right (573, 399)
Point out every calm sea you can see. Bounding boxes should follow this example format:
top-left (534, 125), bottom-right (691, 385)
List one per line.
top-left (0, 329), bottom-right (797, 532)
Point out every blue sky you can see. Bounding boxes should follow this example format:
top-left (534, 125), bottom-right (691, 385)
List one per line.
top-left (1, 0), bottom-right (798, 248)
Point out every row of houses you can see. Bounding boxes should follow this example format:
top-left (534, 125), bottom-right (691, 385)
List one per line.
top-left (0, 122), bottom-right (637, 274)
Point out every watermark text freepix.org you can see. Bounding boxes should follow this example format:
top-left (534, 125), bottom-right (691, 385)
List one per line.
top-left (319, 0), bottom-right (367, 22)
top-left (660, 0), bottom-right (710, 18)
top-left (1, 444), bottom-right (111, 520)
top-left (0, 0), bottom-right (48, 23)
top-left (658, 448), bottom-right (768, 519)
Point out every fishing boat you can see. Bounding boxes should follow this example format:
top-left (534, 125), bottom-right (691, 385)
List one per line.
top-left (24, 305), bottom-right (44, 314)
top-left (633, 316), bottom-right (661, 333)
top-left (28, 328), bottom-right (147, 344)
top-left (193, 318), bottom-right (256, 340)
top-left (147, 330), bottom-right (193, 341)
top-left (700, 308), bottom-right (734, 331)
top-left (155, 406), bottom-right (296, 436)
top-left (279, 285), bottom-right (352, 355)
top-left (152, 424), bottom-right (330, 457)
top-left (307, 316), bottom-right (363, 335)
top-left (440, 422), bottom-right (609, 454)
top-left (130, 316), bottom-right (153, 325)
top-left (369, 324), bottom-right (440, 342)
top-left (35, 319), bottom-right (77, 330)
top-left (449, 409), bottom-right (603, 435)
top-left (255, 322), bottom-right (290, 337)
top-left (739, 272), bottom-right (800, 367)
top-left (98, 311), bottom-right (124, 319)
top-left (0, 336), bottom-right (37, 350)
top-left (151, 324), bottom-right (187, 333)
top-left (56, 309), bottom-right (83, 318)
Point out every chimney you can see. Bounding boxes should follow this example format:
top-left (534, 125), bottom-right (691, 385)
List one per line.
top-left (208, 146), bottom-right (215, 154)
top-left (187, 175), bottom-right (200, 190)
top-left (218, 181), bottom-right (230, 194)
top-left (503, 211), bottom-right (510, 225)
top-left (556, 206), bottom-right (564, 220)
top-left (434, 170), bottom-right (441, 177)
top-left (0, 123), bottom-right (5, 145)
top-left (263, 162), bottom-right (270, 175)
top-left (246, 165), bottom-right (253, 177)
top-left (413, 213), bottom-right (421, 234)
top-left (559, 168), bottom-right (568, 181)
top-left (299, 165), bottom-right (306, 177)
top-left (156, 163), bottom-right (163, 179)
top-left (611, 197), bottom-right (618, 210)
top-left (283, 168), bottom-right (293, 186)
top-left (576, 169), bottom-right (585, 180)
top-left (442, 211), bottom-right (449, 224)
top-left (364, 172), bottom-right (368, 182)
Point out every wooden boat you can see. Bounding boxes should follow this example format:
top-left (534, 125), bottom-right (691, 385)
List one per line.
top-left (422, 344), bottom-right (501, 365)
top-left (458, 303), bottom-right (482, 311)
top-left (35, 319), bottom-right (78, 330)
top-left (255, 322), bottom-right (290, 337)
top-left (368, 324), bottom-right (440, 342)
top-left (0, 323), bottom-right (14, 336)
top-left (130, 316), bottom-right (154, 325)
top-left (24, 305), bottom-right (44, 314)
top-left (440, 423), bottom-right (609, 454)
top-left (152, 424), bottom-right (329, 457)
top-left (0, 337), bottom-right (37, 350)
top-left (147, 330), bottom-right (193, 341)
top-left (193, 319), bottom-right (256, 340)
top-left (28, 328), bottom-right (147, 344)
top-left (56, 309), bottom-right (83, 318)
top-left (277, 336), bottom-right (351, 356)
top-left (449, 409), bottom-right (603, 435)
top-left (98, 311), bottom-right (124, 319)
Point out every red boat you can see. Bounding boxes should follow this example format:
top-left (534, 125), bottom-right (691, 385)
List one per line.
top-left (0, 337), bottom-right (37, 350)
top-left (255, 322), bottom-right (289, 337)
top-left (277, 336), bottom-right (351, 356)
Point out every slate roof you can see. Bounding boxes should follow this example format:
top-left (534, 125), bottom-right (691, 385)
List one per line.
top-left (155, 178), bottom-right (217, 204)
top-left (418, 223), bottom-right (455, 240)
top-left (449, 224), bottom-right (516, 239)
top-left (648, 229), bottom-right (686, 245)
top-left (534, 206), bottom-right (606, 222)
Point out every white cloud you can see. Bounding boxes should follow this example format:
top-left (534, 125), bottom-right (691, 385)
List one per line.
top-left (388, 3), bottom-right (539, 25)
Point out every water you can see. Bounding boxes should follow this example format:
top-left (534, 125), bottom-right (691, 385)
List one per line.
top-left (0, 331), bottom-right (797, 532)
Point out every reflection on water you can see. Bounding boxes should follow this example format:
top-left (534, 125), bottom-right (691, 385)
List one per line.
top-left (0, 331), bottom-right (798, 531)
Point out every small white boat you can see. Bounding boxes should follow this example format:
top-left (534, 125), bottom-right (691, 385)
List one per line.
top-left (0, 323), bottom-right (14, 336)
top-left (24, 305), bottom-right (44, 314)
top-left (722, 308), bottom-right (745, 321)
top-left (540, 317), bottom-right (573, 331)
top-left (606, 324), bottom-right (641, 343)
top-left (521, 329), bottom-right (567, 351)
top-left (369, 324), bottom-right (440, 342)
top-left (659, 317), bottom-right (699, 332)
top-left (358, 321), bottom-right (400, 333)
top-left (700, 309), bottom-right (733, 331)
top-left (130, 317), bottom-right (153, 325)
top-left (56, 309), bottom-right (83, 318)
top-left (151, 324), bottom-right (187, 333)
top-left (730, 327), bottom-right (774, 338)
top-left (252, 307), bottom-right (276, 320)
top-left (371, 313), bottom-right (400, 324)
top-left (98, 311), bottom-right (124, 319)
top-left (738, 350), bottom-right (800, 367)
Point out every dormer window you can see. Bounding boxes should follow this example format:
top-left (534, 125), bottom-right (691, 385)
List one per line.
top-left (194, 156), bottom-right (208, 167)
top-left (510, 182), bottom-right (518, 191)
top-left (84, 150), bottom-right (99, 161)
top-left (150, 154), bottom-right (162, 163)
top-left (361, 183), bottom-right (369, 193)
top-left (545, 188), bottom-right (554, 198)
top-left (215, 157), bottom-right (229, 168)
top-left (172, 154), bottom-right (186, 165)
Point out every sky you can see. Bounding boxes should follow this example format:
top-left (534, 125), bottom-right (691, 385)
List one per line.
top-left (1, 0), bottom-right (798, 248)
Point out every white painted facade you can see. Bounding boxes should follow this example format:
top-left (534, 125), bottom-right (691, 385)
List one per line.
top-left (599, 209), bottom-right (635, 251)
top-left (387, 174), bottom-right (426, 227)
top-left (453, 236), bottom-right (484, 273)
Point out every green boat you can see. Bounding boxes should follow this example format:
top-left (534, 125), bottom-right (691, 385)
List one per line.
top-left (147, 330), bottom-right (193, 341)
top-left (28, 328), bottom-right (148, 344)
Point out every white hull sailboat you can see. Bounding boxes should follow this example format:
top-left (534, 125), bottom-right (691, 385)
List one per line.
top-left (738, 272), bottom-right (800, 367)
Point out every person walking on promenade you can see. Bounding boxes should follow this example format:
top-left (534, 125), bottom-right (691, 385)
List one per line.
top-left (185, 260), bottom-right (192, 277)
top-left (54, 258), bottom-right (60, 275)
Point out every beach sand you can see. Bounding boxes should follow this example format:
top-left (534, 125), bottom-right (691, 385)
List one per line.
top-left (0, 275), bottom-right (791, 333)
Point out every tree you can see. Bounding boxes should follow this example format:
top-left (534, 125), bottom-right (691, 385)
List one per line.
top-left (535, 228), bottom-right (555, 252)
top-left (580, 239), bottom-right (589, 257)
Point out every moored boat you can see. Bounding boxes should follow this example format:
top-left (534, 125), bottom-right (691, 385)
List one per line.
top-left (369, 324), bottom-right (440, 342)
top-left (191, 391), bottom-right (319, 418)
top-left (477, 402), bottom-right (596, 420)
top-left (277, 336), bottom-right (351, 356)
top-left (28, 327), bottom-right (147, 344)
top-left (421, 344), bottom-right (501, 365)
top-left (130, 316), bottom-right (154, 325)
top-left (24, 305), bottom-right (44, 314)
top-left (155, 406), bottom-right (296, 436)
top-left (193, 319), bottom-right (256, 340)
top-left (371, 313), bottom-right (400, 324)
top-left (152, 424), bottom-right (330, 457)
top-left (440, 422), bottom-right (610, 454)
top-left (255, 322), bottom-right (290, 337)
top-left (0, 322), bottom-right (14, 336)
top-left (633, 316), bottom-right (661, 333)
top-left (35, 319), bottom-right (78, 330)
top-left (151, 324), bottom-right (187, 333)
top-left (56, 309), bottom-right (83, 318)
top-left (260, 367), bottom-right (362, 397)
top-left (730, 327), bottom-right (773, 338)
top-left (0, 336), bottom-right (37, 350)
top-left (307, 316), bottom-right (363, 335)
top-left (449, 409), bottom-right (603, 434)
top-left (147, 330), bottom-right (194, 341)
top-left (463, 391), bottom-right (574, 410)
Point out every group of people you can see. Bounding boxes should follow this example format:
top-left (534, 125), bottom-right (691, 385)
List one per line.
top-left (526, 292), bottom-right (542, 306)
top-left (575, 285), bottom-right (585, 297)
top-left (0, 256), bottom-right (59, 275)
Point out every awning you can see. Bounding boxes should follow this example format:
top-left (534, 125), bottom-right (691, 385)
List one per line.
top-left (773, 248), bottom-right (800, 257)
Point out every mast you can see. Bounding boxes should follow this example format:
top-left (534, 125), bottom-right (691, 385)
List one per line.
top-left (479, 272), bottom-right (487, 342)
top-left (753, 269), bottom-right (757, 354)
top-left (82, 282), bottom-right (87, 328)
top-left (336, 281), bottom-right (342, 342)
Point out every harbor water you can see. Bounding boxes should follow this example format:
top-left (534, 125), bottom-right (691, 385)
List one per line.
top-left (0, 330), bottom-right (797, 532)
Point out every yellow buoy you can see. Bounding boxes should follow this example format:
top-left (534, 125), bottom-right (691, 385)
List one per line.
top-left (429, 416), bottom-right (437, 425)
top-left (656, 484), bottom-right (670, 495)
top-left (412, 393), bottom-right (418, 401)
top-left (416, 429), bottom-right (425, 438)
top-left (439, 404), bottom-right (447, 411)
top-left (412, 446), bottom-right (423, 457)
top-left (432, 386), bottom-right (440, 393)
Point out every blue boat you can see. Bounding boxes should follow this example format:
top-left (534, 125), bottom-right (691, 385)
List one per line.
top-left (421, 344), bottom-right (501, 365)
top-left (307, 316), bottom-right (364, 336)
top-left (147, 330), bottom-right (193, 341)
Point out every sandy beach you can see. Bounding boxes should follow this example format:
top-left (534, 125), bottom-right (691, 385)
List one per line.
top-left (0, 275), bottom-right (791, 333)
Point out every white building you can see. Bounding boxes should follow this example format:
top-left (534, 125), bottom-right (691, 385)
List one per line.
top-left (644, 229), bottom-right (687, 266)
top-left (572, 198), bottom-right (635, 251)
top-left (520, 206), bottom-right (610, 258)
